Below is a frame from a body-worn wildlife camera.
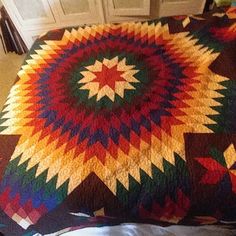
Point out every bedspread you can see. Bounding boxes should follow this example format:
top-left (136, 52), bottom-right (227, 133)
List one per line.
top-left (0, 7), bottom-right (236, 236)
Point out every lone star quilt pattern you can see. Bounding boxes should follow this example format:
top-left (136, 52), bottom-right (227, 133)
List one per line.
top-left (0, 7), bottom-right (236, 235)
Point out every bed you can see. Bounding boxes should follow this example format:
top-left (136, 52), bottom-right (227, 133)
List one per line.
top-left (0, 7), bottom-right (236, 236)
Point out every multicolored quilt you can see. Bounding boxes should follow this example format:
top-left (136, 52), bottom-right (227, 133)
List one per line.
top-left (0, 7), bottom-right (236, 235)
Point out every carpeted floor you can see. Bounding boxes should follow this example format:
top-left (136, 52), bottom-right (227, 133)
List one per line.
top-left (0, 44), bottom-right (25, 110)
